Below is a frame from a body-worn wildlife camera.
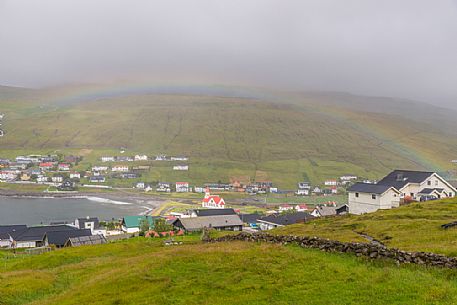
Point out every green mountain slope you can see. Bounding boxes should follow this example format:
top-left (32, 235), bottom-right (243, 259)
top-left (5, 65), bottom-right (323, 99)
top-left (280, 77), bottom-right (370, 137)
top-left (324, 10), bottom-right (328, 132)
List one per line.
top-left (1, 85), bottom-right (456, 187)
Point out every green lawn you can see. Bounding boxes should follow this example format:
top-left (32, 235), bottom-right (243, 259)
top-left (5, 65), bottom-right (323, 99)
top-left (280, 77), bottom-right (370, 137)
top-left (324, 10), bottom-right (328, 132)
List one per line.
top-left (273, 198), bottom-right (457, 256)
top-left (2, 236), bottom-right (457, 304)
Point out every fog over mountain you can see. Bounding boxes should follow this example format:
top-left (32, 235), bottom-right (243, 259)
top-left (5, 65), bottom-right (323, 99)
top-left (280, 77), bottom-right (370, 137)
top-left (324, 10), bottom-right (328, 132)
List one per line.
top-left (1, 0), bottom-right (457, 108)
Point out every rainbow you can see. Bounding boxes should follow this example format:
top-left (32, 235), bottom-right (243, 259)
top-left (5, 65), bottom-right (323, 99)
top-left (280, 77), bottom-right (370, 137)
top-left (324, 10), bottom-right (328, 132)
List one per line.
top-left (42, 81), bottom-right (444, 173)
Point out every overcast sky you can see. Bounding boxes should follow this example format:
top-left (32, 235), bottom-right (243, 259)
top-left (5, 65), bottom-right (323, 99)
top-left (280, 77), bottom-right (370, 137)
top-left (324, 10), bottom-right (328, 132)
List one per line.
top-left (1, 0), bottom-right (457, 106)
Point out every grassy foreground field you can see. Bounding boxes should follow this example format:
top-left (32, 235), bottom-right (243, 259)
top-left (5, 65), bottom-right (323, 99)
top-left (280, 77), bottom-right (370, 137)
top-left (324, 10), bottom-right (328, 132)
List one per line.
top-left (2, 236), bottom-right (457, 304)
top-left (273, 198), bottom-right (457, 256)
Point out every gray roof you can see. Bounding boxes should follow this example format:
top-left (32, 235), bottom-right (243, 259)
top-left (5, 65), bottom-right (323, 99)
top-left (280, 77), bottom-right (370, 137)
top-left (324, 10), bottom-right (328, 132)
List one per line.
top-left (314, 206), bottom-right (337, 217)
top-left (66, 235), bottom-right (107, 247)
top-left (377, 170), bottom-right (434, 190)
top-left (45, 229), bottom-right (92, 247)
top-left (259, 212), bottom-right (314, 226)
top-left (76, 217), bottom-right (100, 229)
top-left (13, 225), bottom-right (77, 242)
top-left (174, 215), bottom-right (243, 231)
top-left (0, 225), bottom-right (27, 235)
top-left (418, 188), bottom-right (444, 195)
top-left (348, 182), bottom-right (393, 194)
top-left (192, 209), bottom-right (237, 217)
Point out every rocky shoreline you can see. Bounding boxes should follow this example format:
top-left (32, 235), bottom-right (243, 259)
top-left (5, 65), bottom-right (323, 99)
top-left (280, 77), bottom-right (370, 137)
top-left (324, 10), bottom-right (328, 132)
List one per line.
top-left (204, 232), bottom-right (457, 269)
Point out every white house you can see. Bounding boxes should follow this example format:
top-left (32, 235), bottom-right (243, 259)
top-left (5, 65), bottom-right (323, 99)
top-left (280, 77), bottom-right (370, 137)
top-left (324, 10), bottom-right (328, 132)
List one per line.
top-left (278, 204), bottom-right (294, 212)
top-left (171, 156), bottom-right (188, 161)
top-left (69, 172), bottom-right (81, 179)
top-left (92, 166), bottom-right (108, 172)
top-left (176, 182), bottom-right (190, 193)
top-left (51, 176), bottom-right (63, 183)
top-left (348, 170), bottom-right (456, 214)
top-left (112, 165), bottom-right (129, 172)
top-left (324, 179), bottom-right (338, 186)
top-left (173, 165), bottom-right (189, 171)
top-left (101, 156), bottom-right (116, 162)
top-left (340, 175), bottom-right (358, 181)
top-left (37, 175), bottom-right (49, 183)
top-left (134, 155), bottom-right (148, 161)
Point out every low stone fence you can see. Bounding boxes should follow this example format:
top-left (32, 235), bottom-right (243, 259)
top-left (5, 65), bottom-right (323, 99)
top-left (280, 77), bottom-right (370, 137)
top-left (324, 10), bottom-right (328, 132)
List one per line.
top-left (204, 232), bottom-right (457, 268)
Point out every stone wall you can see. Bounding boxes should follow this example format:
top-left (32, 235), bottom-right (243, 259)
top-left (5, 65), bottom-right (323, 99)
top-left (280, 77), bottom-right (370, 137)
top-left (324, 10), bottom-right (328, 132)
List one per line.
top-left (203, 232), bottom-right (457, 268)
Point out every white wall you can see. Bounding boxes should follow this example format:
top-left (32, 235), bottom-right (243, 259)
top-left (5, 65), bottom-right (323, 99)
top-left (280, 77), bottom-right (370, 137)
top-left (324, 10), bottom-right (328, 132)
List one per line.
top-left (349, 189), bottom-right (400, 214)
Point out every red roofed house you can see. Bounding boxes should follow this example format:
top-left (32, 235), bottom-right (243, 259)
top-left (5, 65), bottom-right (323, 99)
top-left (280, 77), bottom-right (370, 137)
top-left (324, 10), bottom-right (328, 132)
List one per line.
top-left (295, 204), bottom-right (309, 212)
top-left (58, 163), bottom-right (71, 171)
top-left (201, 189), bottom-right (226, 209)
top-left (39, 162), bottom-right (55, 171)
top-left (278, 204), bottom-right (294, 212)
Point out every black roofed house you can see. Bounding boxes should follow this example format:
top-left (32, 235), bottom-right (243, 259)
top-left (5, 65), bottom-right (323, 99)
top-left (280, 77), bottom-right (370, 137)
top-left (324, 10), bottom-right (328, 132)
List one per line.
top-left (239, 213), bottom-right (262, 228)
top-left (348, 170), bottom-right (457, 214)
top-left (188, 208), bottom-right (237, 218)
top-left (172, 215), bottom-right (243, 232)
top-left (44, 229), bottom-right (92, 248)
top-left (74, 217), bottom-right (100, 233)
top-left (11, 225), bottom-right (77, 248)
top-left (0, 225), bottom-right (27, 248)
top-left (65, 234), bottom-right (107, 247)
top-left (257, 212), bottom-right (314, 231)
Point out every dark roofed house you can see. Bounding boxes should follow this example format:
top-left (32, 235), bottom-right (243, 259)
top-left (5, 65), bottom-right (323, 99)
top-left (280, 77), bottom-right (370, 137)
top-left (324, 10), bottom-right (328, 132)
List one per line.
top-left (44, 229), bottom-right (92, 248)
top-left (239, 213), bottom-right (262, 228)
top-left (257, 212), bottom-right (314, 231)
top-left (173, 215), bottom-right (243, 232)
top-left (189, 208), bottom-right (237, 218)
top-left (65, 235), bottom-right (107, 247)
top-left (11, 225), bottom-right (77, 248)
top-left (377, 170), bottom-right (435, 190)
top-left (348, 182), bottom-right (394, 194)
top-left (348, 169), bottom-right (456, 214)
top-left (0, 225), bottom-right (27, 235)
top-left (75, 217), bottom-right (100, 232)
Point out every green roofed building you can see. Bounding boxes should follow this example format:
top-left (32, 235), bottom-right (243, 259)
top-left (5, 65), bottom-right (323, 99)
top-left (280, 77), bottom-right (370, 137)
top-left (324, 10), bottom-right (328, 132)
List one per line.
top-left (121, 216), bottom-right (159, 233)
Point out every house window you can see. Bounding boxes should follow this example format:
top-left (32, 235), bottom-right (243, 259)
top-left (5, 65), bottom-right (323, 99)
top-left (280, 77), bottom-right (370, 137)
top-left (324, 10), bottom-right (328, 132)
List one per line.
top-left (372, 194), bottom-right (376, 200)
top-left (355, 192), bottom-right (359, 198)
top-left (427, 180), bottom-right (431, 186)
top-left (435, 180), bottom-right (439, 186)
top-left (410, 193), bottom-right (414, 197)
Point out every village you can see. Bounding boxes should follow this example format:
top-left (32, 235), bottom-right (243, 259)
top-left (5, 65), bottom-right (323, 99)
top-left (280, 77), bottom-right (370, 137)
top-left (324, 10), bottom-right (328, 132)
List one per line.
top-left (0, 152), bottom-right (358, 196)
top-left (1, 151), bottom-right (456, 251)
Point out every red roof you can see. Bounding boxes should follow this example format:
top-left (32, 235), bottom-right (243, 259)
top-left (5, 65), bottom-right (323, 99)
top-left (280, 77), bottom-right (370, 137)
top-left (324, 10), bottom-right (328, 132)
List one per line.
top-left (202, 195), bottom-right (224, 205)
top-left (176, 182), bottom-right (188, 185)
top-left (40, 162), bottom-right (54, 167)
top-left (280, 204), bottom-right (292, 208)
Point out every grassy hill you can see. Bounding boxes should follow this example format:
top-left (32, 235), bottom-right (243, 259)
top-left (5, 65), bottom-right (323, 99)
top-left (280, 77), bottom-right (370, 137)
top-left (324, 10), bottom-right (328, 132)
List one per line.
top-left (1, 85), bottom-right (457, 188)
top-left (273, 198), bottom-right (457, 256)
top-left (3, 235), bottom-right (457, 304)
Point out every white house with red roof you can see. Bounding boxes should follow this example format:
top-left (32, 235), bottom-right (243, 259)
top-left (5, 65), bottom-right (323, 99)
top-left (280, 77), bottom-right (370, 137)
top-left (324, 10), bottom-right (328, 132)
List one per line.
top-left (278, 204), bottom-right (294, 212)
top-left (201, 189), bottom-right (225, 209)
top-left (295, 204), bottom-right (309, 212)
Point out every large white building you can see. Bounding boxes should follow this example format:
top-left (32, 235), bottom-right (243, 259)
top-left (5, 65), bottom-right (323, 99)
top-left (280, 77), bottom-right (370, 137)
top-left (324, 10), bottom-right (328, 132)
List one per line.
top-left (348, 170), bottom-right (456, 214)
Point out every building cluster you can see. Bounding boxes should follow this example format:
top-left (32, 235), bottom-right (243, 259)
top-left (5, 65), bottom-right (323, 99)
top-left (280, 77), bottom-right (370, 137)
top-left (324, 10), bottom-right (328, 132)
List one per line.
top-left (0, 154), bottom-right (82, 190)
top-left (0, 113), bottom-right (4, 137)
top-left (0, 217), bottom-right (107, 249)
top-left (348, 170), bottom-right (457, 214)
top-left (101, 154), bottom-right (189, 172)
top-left (295, 175), bottom-right (358, 196)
